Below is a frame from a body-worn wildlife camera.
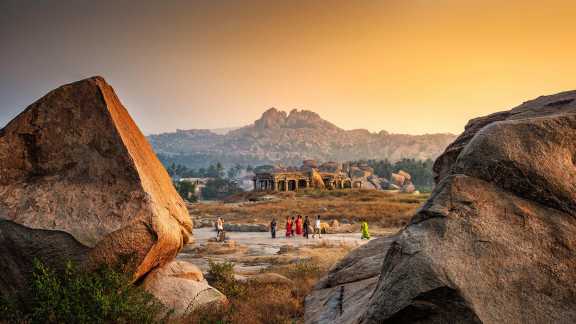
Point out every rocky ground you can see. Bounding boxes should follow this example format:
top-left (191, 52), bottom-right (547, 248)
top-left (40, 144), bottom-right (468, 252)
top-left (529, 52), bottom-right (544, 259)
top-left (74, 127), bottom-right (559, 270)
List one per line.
top-left (178, 227), bottom-right (398, 277)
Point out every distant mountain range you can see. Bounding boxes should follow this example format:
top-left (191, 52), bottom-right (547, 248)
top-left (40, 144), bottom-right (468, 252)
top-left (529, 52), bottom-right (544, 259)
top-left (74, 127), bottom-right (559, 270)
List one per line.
top-left (148, 108), bottom-right (457, 169)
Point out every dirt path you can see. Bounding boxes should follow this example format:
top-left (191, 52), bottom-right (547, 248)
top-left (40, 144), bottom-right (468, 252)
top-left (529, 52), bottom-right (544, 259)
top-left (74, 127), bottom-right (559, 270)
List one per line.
top-left (177, 228), bottom-right (397, 275)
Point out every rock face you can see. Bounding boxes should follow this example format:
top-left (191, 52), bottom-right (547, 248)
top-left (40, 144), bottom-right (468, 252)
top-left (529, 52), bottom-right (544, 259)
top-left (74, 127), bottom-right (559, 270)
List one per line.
top-left (305, 236), bottom-right (395, 323)
top-left (306, 90), bottom-right (576, 323)
top-left (0, 220), bottom-right (89, 299)
top-left (142, 261), bottom-right (226, 315)
top-left (0, 77), bottom-right (192, 289)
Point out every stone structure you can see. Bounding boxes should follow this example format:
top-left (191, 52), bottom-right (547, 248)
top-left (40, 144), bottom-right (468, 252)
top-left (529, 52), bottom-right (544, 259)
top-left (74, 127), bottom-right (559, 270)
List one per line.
top-left (254, 162), bottom-right (353, 192)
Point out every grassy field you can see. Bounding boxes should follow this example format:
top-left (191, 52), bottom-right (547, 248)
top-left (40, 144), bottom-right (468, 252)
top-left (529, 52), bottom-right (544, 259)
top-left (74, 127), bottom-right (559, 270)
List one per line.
top-left (189, 189), bottom-right (430, 230)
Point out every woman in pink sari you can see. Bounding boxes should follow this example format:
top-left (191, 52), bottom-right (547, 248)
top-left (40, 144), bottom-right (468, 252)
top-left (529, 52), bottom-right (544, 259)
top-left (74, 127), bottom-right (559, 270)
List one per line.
top-left (285, 216), bottom-right (292, 238)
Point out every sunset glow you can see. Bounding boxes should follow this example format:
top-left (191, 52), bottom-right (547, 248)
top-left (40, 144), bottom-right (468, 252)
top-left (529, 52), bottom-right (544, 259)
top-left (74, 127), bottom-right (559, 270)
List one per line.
top-left (1, 0), bottom-right (575, 135)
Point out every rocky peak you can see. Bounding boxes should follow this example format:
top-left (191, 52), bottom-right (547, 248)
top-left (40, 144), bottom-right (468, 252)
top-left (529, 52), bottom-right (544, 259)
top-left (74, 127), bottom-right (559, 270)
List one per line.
top-left (254, 108), bottom-right (287, 129)
top-left (253, 107), bottom-right (339, 130)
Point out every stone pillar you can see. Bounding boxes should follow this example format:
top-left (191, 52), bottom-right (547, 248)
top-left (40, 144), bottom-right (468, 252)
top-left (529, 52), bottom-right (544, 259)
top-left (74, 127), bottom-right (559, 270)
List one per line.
top-left (253, 179), bottom-right (257, 191)
top-left (273, 180), bottom-right (278, 192)
top-left (295, 180), bottom-right (299, 191)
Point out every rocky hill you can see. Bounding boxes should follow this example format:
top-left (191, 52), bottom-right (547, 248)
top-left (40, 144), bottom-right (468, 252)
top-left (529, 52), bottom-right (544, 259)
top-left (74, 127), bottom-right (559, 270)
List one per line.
top-left (148, 108), bottom-right (457, 168)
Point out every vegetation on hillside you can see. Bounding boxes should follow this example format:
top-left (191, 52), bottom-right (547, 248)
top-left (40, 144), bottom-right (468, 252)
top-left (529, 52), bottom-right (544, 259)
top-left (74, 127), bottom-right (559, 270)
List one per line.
top-left (0, 260), bottom-right (166, 324)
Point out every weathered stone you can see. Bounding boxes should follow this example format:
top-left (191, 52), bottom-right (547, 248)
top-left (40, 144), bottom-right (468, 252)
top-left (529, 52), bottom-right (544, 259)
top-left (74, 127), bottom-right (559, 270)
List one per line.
top-left (305, 236), bottom-right (394, 324)
top-left (0, 219), bottom-right (89, 300)
top-left (0, 76), bottom-right (192, 286)
top-left (307, 90), bottom-right (576, 323)
top-left (401, 183), bottom-right (416, 193)
top-left (390, 172), bottom-right (406, 187)
top-left (143, 260), bottom-right (226, 316)
top-left (397, 170), bottom-right (412, 182)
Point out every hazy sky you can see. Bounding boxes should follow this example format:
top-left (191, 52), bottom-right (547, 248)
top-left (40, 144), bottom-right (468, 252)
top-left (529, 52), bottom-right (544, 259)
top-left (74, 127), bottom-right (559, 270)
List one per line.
top-left (1, 0), bottom-right (575, 135)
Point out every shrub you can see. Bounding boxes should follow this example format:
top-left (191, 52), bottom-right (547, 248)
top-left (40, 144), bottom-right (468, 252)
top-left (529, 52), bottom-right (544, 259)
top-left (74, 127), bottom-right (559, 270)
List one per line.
top-left (207, 260), bottom-right (246, 298)
top-left (0, 260), bottom-right (166, 324)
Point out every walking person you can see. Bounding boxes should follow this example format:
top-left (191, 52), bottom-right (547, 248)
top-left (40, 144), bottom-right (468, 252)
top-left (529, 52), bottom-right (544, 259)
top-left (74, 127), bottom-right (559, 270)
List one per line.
top-left (290, 216), bottom-right (296, 238)
top-left (303, 215), bottom-right (310, 239)
top-left (285, 216), bottom-right (292, 238)
top-left (313, 215), bottom-right (322, 239)
top-left (216, 217), bottom-right (224, 242)
top-left (295, 215), bottom-right (303, 236)
top-left (361, 220), bottom-right (370, 240)
top-left (270, 218), bottom-right (277, 239)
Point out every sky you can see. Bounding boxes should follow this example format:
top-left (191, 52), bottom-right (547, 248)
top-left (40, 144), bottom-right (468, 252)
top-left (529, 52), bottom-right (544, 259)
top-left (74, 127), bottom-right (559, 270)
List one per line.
top-left (1, 0), bottom-right (575, 135)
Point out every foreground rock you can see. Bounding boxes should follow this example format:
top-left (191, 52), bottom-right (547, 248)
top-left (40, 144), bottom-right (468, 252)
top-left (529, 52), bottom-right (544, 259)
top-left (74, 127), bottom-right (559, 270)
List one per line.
top-left (306, 90), bottom-right (576, 323)
top-left (305, 236), bottom-right (395, 323)
top-left (0, 77), bottom-right (196, 305)
top-left (143, 261), bottom-right (226, 315)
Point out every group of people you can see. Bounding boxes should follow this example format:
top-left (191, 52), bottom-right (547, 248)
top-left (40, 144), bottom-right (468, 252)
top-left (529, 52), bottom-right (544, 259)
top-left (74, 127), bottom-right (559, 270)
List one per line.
top-left (217, 215), bottom-right (371, 241)
top-left (269, 215), bottom-right (323, 239)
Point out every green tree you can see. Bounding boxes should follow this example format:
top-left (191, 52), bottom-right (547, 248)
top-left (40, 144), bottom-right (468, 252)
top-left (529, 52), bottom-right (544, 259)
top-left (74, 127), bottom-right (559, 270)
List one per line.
top-left (174, 181), bottom-right (197, 202)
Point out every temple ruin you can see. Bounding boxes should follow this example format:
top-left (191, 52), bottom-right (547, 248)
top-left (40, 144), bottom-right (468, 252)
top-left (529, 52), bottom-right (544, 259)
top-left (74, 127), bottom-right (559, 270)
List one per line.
top-left (253, 160), bottom-right (374, 192)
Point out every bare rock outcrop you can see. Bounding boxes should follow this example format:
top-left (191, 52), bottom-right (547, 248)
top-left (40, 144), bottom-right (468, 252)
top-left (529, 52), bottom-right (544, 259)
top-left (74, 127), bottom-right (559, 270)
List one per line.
top-left (142, 261), bottom-right (226, 315)
top-left (306, 90), bottom-right (576, 323)
top-left (0, 77), bottom-right (192, 291)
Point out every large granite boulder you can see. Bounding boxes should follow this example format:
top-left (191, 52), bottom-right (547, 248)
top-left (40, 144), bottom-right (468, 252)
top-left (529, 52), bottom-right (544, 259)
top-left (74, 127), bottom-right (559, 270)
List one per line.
top-left (306, 90), bottom-right (576, 323)
top-left (305, 236), bottom-right (396, 323)
top-left (142, 261), bottom-right (226, 315)
top-left (0, 77), bottom-right (192, 291)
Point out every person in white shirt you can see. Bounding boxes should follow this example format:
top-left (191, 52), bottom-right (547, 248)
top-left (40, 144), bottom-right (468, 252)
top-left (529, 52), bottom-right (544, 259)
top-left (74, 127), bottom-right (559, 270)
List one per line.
top-left (216, 217), bottom-right (224, 241)
top-left (313, 215), bottom-right (322, 238)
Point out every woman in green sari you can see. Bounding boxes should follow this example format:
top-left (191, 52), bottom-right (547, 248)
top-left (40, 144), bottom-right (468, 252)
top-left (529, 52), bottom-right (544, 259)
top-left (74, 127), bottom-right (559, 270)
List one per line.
top-left (361, 221), bottom-right (370, 240)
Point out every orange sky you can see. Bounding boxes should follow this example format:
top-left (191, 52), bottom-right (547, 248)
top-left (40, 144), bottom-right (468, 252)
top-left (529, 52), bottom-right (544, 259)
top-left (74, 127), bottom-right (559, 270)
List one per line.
top-left (1, 0), bottom-right (575, 135)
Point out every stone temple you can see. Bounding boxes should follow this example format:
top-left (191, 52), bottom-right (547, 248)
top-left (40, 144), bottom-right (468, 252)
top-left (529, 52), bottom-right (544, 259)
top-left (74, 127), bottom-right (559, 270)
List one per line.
top-left (253, 160), bottom-right (379, 192)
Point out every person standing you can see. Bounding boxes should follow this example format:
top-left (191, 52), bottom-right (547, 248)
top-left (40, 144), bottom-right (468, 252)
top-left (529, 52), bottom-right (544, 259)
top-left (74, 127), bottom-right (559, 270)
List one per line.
top-left (270, 218), bottom-right (277, 239)
top-left (361, 221), bottom-right (370, 240)
top-left (313, 215), bottom-right (322, 239)
top-left (290, 216), bottom-right (296, 238)
top-left (303, 216), bottom-right (310, 239)
top-left (216, 217), bottom-right (224, 241)
top-left (295, 215), bottom-right (303, 236)
top-left (285, 216), bottom-right (292, 238)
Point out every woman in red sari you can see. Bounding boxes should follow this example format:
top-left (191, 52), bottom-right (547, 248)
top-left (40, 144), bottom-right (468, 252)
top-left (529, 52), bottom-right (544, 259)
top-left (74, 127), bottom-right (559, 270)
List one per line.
top-left (285, 216), bottom-right (292, 238)
top-left (295, 215), bottom-right (303, 235)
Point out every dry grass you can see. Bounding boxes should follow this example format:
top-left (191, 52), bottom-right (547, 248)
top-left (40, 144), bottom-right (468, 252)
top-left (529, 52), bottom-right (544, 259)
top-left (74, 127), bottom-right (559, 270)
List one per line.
top-left (184, 259), bottom-right (324, 324)
top-left (189, 189), bottom-right (429, 229)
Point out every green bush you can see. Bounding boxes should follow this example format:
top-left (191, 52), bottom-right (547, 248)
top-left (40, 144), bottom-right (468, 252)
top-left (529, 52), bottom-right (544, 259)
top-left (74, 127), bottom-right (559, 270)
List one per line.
top-left (207, 260), bottom-right (245, 298)
top-left (0, 260), bottom-right (167, 324)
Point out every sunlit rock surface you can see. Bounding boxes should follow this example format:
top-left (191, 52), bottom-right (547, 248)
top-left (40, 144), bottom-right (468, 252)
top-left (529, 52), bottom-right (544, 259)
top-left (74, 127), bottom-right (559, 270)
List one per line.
top-left (0, 76), bottom-right (192, 291)
top-left (306, 90), bottom-right (576, 323)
